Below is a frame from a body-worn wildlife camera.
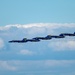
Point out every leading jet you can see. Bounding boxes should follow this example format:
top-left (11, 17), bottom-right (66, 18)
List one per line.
top-left (60, 32), bottom-right (75, 36)
top-left (9, 38), bottom-right (28, 43)
top-left (9, 38), bottom-right (40, 43)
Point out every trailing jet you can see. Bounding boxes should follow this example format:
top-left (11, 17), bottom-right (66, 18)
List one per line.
top-left (9, 38), bottom-right (40, 43)
top-left (60, 32), bottom-right (75, 36)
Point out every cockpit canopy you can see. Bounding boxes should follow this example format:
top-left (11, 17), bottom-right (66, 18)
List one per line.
top-left (22, 38), bottom-right (27, 41)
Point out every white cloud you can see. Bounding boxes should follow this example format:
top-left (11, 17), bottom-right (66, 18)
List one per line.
top-left (19, 50), bottom-right (36, 55)
top-left (0, 38), bottom-right (4, 49)
top-left (48, 40), bottom-right (75, 51)
top-left (0, 23), bottom-right (75, 37)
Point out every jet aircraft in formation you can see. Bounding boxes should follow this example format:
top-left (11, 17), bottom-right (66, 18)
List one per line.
top-left (9, 32), bottom-right (75, 43)
top-left (33, 35), bottom-right (52, 40)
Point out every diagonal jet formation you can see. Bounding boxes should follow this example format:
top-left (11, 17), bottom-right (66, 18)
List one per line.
top-left (9, 32), bottom-right (75, 43)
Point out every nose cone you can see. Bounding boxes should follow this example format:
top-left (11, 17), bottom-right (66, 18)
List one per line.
top-left (9, 41), bottom-right (11, 42)
top-left (9, 41), bottom-right (13, 43)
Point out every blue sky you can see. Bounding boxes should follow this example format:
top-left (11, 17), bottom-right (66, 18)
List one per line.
top-left (0, 0), bottom-right (75, 75)
top-left (0, 0), bottom-right (75, 25)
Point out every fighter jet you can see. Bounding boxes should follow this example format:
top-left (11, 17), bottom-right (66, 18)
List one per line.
top-left (60, 32), bottom-right (75, 36)
top-left (27, 38), bottom-right (40, 42)
top-left (9, 38), bottom-right (40, 43)
top-left (9, 38), bottom-right (28, 43)
top-left (33, 35), bottom-right (52, 40)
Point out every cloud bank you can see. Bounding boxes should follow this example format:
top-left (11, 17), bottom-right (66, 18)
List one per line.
top-left (0, 23), bottom-right (75, 51)
top-left (48, 40), bottom-right (75, 51)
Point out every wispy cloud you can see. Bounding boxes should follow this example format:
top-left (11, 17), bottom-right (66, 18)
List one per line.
top-left (0, 38), bottom-right (4, 49)
top-left (0, 61), bottom-right (17, 71)
top-left (0, 60), bottom-right (75, 74)
top-left (18, 49), bottom-right (36, 55)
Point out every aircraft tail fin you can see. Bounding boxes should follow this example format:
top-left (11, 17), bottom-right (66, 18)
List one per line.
top-left (22, 38), bottom-right (27, 41)
top-left (59, 34), bottom-right (64, 36)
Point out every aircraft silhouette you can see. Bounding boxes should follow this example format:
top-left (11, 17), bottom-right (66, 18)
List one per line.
top-left (9, 38), bottom-right (40, 43)
top-left (47, 34), bottom-right (65, 38)
top-left (33, 35), bottom-right (52, 40)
